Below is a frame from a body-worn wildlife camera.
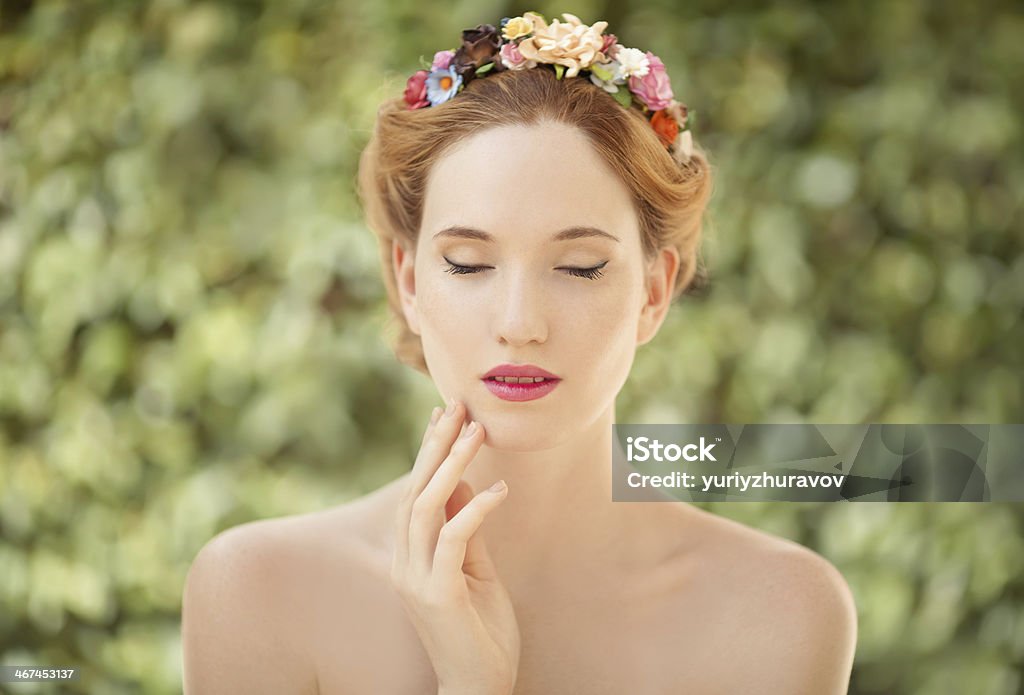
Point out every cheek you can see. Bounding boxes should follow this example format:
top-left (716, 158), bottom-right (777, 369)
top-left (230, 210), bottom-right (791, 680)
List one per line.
top-left (559, 278), bottom-right (645, 368)
top-left (417, 275), bottom-right (480, 332)
top-left (414, 275), bottom-right (489, 379)
top-left (582, 266), bottom-right (644, 326)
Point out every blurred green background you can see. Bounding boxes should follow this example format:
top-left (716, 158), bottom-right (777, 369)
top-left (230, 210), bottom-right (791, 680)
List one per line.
top-left (1, 0), bottom-right (1022, 693)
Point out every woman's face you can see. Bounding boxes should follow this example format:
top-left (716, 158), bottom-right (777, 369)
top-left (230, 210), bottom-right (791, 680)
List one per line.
top-left (394, 121), bottom-right (677, 451)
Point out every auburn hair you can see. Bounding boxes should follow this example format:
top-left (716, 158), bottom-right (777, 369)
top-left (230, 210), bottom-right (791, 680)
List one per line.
top-left (357, 66), bottom-right (713, 375)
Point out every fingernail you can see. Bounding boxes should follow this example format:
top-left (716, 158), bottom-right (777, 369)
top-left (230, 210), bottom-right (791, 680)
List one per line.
top-left (430, 407), bottom-right (442, 425)
top-left (445, 398), bottom-right (457, 416)
top-left (488, 480), bottom-right (507, 494)
top-left (464, 421), bottom-right (478, 437)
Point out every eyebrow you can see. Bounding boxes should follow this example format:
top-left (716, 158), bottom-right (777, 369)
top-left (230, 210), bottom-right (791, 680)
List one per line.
top-left (432, 225), bottom-right (620, 244)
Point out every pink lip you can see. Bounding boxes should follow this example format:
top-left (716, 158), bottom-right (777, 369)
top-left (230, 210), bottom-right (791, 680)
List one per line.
top-left (481, 363), bottom-right (561, 402)
top-left (483, 378), bottom-right (560, 402)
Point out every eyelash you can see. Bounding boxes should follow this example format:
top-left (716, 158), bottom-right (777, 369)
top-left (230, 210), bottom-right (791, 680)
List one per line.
top-left (443, 259), bottom-right (608, 280)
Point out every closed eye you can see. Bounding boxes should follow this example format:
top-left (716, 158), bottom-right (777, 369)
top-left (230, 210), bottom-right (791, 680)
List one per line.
top-left (443, 258), bottom-right (608, 280)
top-left (443, 259), bottom-right (491, 275)
top-left (557, 261), bottom-right (608, 280)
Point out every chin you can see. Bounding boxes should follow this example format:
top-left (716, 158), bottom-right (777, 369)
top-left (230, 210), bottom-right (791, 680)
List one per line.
top-left (478, 419), bottom-right (566, 453)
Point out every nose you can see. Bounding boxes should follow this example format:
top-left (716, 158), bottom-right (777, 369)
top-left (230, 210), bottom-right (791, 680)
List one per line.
top-left (493, 267), bottom-right (548, 347)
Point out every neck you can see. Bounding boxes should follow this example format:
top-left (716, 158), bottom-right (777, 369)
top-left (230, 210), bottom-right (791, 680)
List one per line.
top-left (460, 403), bottom-right (645, 593)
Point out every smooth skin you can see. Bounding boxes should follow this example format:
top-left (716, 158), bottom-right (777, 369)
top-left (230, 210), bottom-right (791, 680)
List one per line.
top-left (182, 121), bottom-right (857, 694)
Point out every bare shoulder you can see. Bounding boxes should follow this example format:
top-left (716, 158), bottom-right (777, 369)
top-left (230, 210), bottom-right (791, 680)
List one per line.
top-left (182, 512), bottom-right (321, 694)
top-left (684, 506), bottom-right (858, 695)
top-left (181, 483), bottom-right (401, 695)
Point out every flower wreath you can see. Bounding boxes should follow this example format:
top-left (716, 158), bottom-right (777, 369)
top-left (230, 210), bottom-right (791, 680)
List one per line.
top-left (402, 12), bottom-right (695, 164)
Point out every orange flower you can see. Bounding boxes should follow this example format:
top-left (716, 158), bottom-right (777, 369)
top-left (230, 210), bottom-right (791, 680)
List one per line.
top-left (650, 109), bottom-right (678, 148)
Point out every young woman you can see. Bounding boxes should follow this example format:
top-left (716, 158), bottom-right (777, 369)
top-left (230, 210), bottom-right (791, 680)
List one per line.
top-left (183, 13), bottom-right (857, 695)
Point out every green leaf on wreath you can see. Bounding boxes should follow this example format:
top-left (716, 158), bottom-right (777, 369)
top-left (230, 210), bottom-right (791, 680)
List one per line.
top-left (554, 64), bottom-right (565, 80)
top-left (475, 62), bottom-right (495, 76)
top-left (612, 89), bottom-right (632, 108)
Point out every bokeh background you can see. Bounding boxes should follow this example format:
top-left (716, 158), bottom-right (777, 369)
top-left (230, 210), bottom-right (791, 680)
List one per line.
top-left (1, 0), bottom-right (1022, 693)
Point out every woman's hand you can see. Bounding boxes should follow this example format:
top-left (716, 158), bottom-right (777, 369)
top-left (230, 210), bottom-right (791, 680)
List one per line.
top-left (391, 399), bottom-right (521, 695)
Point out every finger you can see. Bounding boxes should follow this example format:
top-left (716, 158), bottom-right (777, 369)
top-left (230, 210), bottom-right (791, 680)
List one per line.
top-left (434, 479), bottom-right (507, 584)
top-left (396, 401), bottom-right (463, 547)
top-left (421, 406), bottom-right (444, 447)
top-left (393, 405), bottom-right (443, 573)
top-left (409, 399), bottom-right (467, 495)
top-left (409, 419), bottom-right (485, 575)
top-left (401, 400), bottom-right (469, 577)
top-left (445, 480), bottom-right (502, 581)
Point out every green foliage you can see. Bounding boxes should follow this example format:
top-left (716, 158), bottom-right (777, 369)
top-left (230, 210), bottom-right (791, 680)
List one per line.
top-left (0, 1), bottom-right (1021, 693)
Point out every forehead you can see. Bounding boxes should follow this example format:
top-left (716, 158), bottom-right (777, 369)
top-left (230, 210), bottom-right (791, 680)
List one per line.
top-left (420, 122), bottom-right (638, 243)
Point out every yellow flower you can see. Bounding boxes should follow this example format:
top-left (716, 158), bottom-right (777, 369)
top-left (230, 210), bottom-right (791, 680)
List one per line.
top-left (517, 12), bottom-right (609, 78)
top-left (502, 16), bottom-right (533, 41)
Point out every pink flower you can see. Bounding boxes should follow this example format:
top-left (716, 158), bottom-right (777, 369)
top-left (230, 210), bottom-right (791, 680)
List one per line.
top-left (499, 42), bottom-right (536, 71)
top-left (600, 33), bottom-right (618, 57)
top-left (403, 70), bottom-right (430, 109)
top-left (431, 50), bottom-right (455, 70)
top-left (628, 52), bottom-right (674, 110)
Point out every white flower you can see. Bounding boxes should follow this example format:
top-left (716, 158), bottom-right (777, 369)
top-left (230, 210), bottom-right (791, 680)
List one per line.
top-left (589, 59), bottom-right (626, 92)
top-left (615, 46), bottom-right (650, 78)
top-left (673, 130), bottom-right (694, 164)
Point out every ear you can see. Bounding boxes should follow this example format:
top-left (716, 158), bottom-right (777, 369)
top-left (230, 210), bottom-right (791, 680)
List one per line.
top-left (392, 238), bottom-right (421, 336)
top-left (636, 247), bottom-right (680, 346)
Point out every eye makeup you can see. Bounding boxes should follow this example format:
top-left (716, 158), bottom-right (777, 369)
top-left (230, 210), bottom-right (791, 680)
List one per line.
top-left (442, 257), bottom-right (609, 280)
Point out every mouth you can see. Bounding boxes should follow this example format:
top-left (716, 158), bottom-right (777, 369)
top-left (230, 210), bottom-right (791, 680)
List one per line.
top-left (481, 363), bottom-right (560, 380)
top-left (481, 374), bottom-right (561, 402)
top-left (485, 375), bottom-right (559, 384)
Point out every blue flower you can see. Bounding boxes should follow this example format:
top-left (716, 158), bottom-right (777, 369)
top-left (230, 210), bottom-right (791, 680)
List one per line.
top-left (426, 65), bottom-right (463, 106)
